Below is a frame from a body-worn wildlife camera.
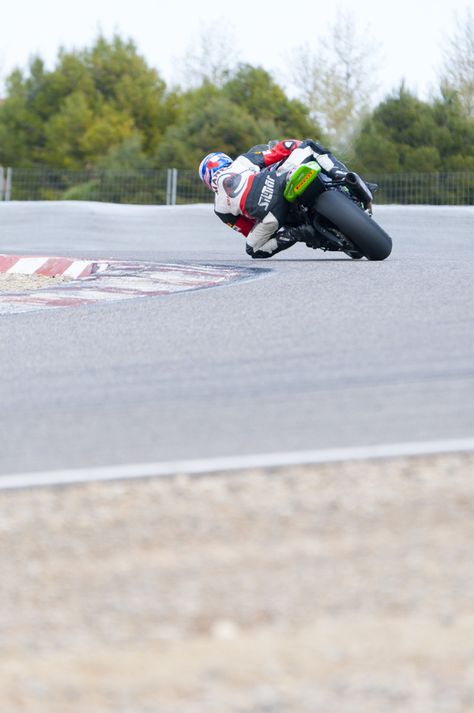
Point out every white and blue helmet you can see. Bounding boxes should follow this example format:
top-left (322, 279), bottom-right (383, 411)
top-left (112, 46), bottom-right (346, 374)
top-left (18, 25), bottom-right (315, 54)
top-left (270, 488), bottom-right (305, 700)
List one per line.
top-left (199, 151), bottom-right (232, 192)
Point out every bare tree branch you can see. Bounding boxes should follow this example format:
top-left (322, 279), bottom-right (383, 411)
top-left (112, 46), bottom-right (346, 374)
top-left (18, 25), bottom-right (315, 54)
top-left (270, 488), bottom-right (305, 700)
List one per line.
top-left (173, 19), bottom-right (240, 90)
top-left (439, 8), bottom-right (474, 117)
top-left (288, 9), bottom-right (381, 150)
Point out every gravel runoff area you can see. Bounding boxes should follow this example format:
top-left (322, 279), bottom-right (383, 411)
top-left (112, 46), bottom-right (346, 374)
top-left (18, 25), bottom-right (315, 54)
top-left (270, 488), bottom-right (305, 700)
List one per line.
top-left (1, 452), bottom-right (474, 713)
top-left (0, 273), bottom-right (70, 291)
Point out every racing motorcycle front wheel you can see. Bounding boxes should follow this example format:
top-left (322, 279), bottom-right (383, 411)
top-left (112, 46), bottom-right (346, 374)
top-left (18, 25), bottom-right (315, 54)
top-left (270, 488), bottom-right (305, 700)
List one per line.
top-left (314, 189), bottom-right (392, 261)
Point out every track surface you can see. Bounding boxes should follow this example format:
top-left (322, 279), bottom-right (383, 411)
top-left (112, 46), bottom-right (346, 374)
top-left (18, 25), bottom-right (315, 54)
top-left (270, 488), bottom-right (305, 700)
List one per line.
top-left (0, 202), bottom-right (473, 476)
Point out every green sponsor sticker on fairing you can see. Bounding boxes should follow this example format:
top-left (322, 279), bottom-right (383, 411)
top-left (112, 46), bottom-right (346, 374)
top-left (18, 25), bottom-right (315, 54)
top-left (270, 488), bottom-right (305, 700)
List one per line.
top-left (284, 161), bottom-right (321, 202)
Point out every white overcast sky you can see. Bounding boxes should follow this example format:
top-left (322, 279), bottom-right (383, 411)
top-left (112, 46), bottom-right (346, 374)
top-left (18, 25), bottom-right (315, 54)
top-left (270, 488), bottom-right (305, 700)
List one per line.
top-left (0, 0), bottom-right (472, 101)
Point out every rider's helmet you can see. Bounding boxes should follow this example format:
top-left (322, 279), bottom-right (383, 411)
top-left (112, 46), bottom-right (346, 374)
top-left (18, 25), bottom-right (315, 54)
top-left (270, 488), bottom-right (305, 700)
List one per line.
top-left (199, 152), bottom-right (232, 192)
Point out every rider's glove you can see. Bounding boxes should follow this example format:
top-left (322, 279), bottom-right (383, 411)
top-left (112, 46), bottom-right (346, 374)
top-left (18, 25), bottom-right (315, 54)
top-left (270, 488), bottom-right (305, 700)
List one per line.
top-left (303, 138), bottom-right (330, 154)
top-left (315, 153), bottom-right (346, 178)
top-left (303, 139), bottom-right (349, 179)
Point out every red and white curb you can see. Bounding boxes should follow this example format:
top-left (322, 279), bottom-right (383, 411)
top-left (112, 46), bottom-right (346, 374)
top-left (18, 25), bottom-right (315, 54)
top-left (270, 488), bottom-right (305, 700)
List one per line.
top-left (0, 254), bottom-right (103, 279)
top-left (0, 254), bottom-right (260, 314)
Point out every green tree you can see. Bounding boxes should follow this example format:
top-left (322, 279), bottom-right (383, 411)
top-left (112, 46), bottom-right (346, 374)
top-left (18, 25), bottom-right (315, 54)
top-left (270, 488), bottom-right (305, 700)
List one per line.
top-left (0, 35), bottom-right (172, 169)
top-left (154, 68), bottom-right (322, 170)
top-left (431, 89), bottom-right (474, 170)
top-left (83, 35), bottom-right (172, 154)
top-left (98, 133), bottom-right (154, 171)
top-left (222, 64), bottom-right (322, 141)
top-left (352, 85), bottom-right (474, 174)
top-left (0, 61), bottom-right (49, 166)
top-left (154, 83), bottom-right (263, 168)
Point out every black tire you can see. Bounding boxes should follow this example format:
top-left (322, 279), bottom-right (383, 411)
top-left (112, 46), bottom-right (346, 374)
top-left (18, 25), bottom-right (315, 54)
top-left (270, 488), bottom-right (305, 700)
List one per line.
top-left (314, 189), bottom-right (392, 260)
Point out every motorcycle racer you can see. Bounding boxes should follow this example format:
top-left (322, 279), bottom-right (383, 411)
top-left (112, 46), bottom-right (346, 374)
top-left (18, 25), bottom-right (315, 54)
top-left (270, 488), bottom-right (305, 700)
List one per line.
top-left (198, 139), bottom-right (349, 258)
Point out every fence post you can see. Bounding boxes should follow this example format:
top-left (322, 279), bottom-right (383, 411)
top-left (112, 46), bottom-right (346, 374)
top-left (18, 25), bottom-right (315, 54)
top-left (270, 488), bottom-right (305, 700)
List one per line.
top-left (5, 167), bottom-right (12, 201)
top-left (166, 168), bottom-right (172, 205)
top-left (171, 168), bottom-right (177, 205)
top-left (166, 168), bottom-right (178, 205)
top-left (0, 167), bottom-right (4, 201)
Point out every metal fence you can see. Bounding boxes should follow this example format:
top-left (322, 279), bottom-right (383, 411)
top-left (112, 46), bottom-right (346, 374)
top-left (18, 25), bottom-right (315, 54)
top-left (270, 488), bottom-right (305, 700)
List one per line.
top-left (0, 167), bottom-right (214, 205)
top-left (0, 167), bottom-right (473, 205)
top-left (368, 172), bottom-right (474, 206)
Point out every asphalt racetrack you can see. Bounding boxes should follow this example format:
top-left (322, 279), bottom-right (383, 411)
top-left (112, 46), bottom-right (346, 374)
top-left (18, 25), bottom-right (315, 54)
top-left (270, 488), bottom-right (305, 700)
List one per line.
top-left (0, 201), bottom-right (473, 476)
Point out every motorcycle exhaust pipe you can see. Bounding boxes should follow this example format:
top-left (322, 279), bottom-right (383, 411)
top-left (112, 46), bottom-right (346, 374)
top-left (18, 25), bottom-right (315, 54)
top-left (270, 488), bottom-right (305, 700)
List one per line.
top-left (344, 172), bottom-right (373, 207)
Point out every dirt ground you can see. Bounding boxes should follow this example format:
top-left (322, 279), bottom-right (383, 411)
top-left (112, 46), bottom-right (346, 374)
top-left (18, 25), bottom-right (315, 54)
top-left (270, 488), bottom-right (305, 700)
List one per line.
top-left (1, 452), bottom-right (474, 713)
top-left (0, 273), bottom-right (69, 292)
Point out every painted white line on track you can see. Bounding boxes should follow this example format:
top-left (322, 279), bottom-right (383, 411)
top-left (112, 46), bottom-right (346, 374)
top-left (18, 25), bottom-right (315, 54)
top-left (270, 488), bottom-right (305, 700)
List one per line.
top-left (1, 438), bottom-right (473, 491)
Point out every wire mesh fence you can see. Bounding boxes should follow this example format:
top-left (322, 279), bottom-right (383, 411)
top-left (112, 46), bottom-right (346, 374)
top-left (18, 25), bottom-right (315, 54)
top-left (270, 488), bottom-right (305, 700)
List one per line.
top-left (369, 172), bottom-right (474, 205)
top-left (0, 167), bottom-right (473, 205)
top-left (0, 167), bottom-right (213, 205)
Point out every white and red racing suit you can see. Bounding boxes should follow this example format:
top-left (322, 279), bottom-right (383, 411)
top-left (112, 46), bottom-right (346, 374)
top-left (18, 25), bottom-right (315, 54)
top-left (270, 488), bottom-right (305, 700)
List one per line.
top-left (213, 139), bottom-right (348, 258)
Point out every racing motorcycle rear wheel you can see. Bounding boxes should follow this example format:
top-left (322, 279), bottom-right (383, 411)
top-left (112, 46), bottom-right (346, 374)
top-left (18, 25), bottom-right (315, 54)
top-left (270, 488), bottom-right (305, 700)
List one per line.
top-left (314, 189), bottom-right (392, 261)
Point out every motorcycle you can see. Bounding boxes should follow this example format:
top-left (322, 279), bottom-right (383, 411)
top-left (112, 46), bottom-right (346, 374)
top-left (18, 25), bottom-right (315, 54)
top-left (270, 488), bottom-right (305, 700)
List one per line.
top-left (282, 160), bottom-right (392, 260)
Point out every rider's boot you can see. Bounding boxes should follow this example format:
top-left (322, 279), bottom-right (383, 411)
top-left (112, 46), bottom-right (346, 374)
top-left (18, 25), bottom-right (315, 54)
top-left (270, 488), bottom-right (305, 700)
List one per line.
top-left (277, 224), bottom-right (317, 247)
top-left (246, 224), bottom-right (319, 258)
top-left (277, 224), bottom-right (320, 250)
